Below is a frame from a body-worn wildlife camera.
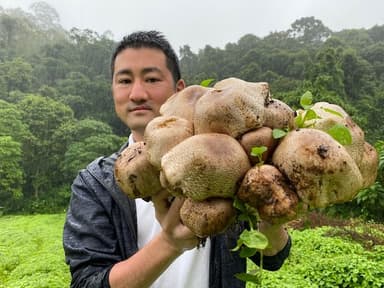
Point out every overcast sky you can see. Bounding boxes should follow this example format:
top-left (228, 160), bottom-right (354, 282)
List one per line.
top-left (1, 0), bottom-right (384, 52)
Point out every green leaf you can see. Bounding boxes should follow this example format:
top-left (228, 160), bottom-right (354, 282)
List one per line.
top-left (300, 91), bottom-right (313, 110)
top-left (303, 109), bottom-right (320, 122)
top-left (321, 107), bottom-right (344, 118)
top-left (327, 123), bottom-right (352, 145)
top-left (231, 238), bottom-right (244, 252)
top-left (272, 128), bottom-right (287, 139)
top-left (239, 229), bottom-right (269, 250)
top-left (294, 112), bottom-right (305, 128)
top-left (233, 196), bottom-right (247, 213)
top-left (239, 246), bottom-right (258, 258)
top-left (250, 146), bottom-right (267, 157)
top-left (235, 272), bottom-right (262, 284)
top-left (200, 78), bottom-right (215, 87)
top-left (237, 213), bottom-right (251, 223)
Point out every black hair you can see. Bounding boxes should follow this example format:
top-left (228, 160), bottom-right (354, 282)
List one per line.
top-left (110, 30), bottom-right (181, 84)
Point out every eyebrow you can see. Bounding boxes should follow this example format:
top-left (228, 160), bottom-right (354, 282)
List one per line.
top-left (115, 67), bottom-right (163, 77)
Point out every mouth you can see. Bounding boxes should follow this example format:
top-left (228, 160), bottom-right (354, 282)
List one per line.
top-left (129, 105), bottom-right (152, 112)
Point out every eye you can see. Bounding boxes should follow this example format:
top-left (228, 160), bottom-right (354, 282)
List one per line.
top-left (118, 78), bottom-right (131, 84)
top-left (146, 77), bottom-right (160, 83)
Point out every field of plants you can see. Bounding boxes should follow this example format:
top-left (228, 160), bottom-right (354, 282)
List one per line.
top-left (0, 213), bottom-right (383, 288)
top-left (0, 214), bottom-right (70, 288)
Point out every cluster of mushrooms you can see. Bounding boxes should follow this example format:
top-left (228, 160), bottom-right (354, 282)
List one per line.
top-left (114, 78), bottom-right (378, 238)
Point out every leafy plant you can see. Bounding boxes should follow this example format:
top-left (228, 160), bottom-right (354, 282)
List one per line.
top-left (199, 78), bottom-right (215, 87)
top-left (272, 91), bottom-right (353, 145)
top-left (232, 197), bottom-right (269, 285)
top-left (0, 214), bottom-right (70, 288)
top-left (250, 146), bottom-right (268, 165)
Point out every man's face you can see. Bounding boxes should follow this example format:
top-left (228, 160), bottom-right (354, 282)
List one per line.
top-left (112, 47), bottom-right (184, 139)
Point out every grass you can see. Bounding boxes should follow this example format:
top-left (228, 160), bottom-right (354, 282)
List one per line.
top-left (0, 212), bottom-right (383, 288)
top-left (247, 212), bottom-right (384, 288)
top-left (0, 214), bottom-right (70, 288)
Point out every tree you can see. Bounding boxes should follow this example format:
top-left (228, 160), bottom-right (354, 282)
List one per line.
top-left (17, 94), bottom-right (75, 200)
top-left (341, 48), bottom-right (376, 100)
top-left (0, 57), bottom-right (34, 97)
top-left (289, 16), bottom-right (331, 45)
top-left (29, 1), bottom-right (61, 31)
top-left (62, 134), bottom-right (125, 181)
top-left (307, 46), bottom-right (346, 99)
top-left (0, 136), bottom-right (24, 212)
top-left (0, 99), bottom-right (30, 142)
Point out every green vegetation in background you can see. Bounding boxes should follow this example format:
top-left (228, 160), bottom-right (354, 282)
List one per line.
top-left (0, 214), bottom-right (383, 288)
top-left (0, 214), bottom-right (70, 288)
top-left (248, 224), bottom-right (384, 288)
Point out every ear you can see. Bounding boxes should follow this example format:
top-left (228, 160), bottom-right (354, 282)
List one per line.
top-left (176, 79), bottom-right (186, 92)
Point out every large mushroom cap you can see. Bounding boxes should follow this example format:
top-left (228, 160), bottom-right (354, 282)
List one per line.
top-left (302, 102), bottom-right (365, 165)
top-left (180, 197), bottom-right (236, 238)
top-left (115, 142), bottom-right (162, 199)
top-left (161, 133), bottom-right (251, 201)
top-left (144, 115), bottom-right (193, 168)
top-left (160, 85), bottom-right (212, 122)
top-left (264, 98), bottom-right (296, 130)
top-left (237, 164), bottom-right (301, 224)
top-left (272, 129), bottom-right (363, 208)
top-left (194, 78), bottom-right (270, 138)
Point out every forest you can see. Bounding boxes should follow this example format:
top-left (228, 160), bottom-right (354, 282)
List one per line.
top-left (0, 2), bottom-right (383, 221)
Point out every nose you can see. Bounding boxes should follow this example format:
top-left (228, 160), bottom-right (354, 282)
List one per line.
top-left (129, 80), bottom-right (148, 103)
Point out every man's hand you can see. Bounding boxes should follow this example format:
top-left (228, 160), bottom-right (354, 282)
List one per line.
top-left (258, 220), bottom-right (289, 256)
top-left (152, 190), bottom-right (199, 253)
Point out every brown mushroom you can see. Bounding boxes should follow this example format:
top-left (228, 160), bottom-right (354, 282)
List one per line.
top-left (264, 98), bottom-right (296, 130)
top-left (114, 142), bottom-right (162, 198)
top-left (272, 129), bottom-right (363, 208)
top-left (358, 141), bottom-right (379, 189)
top-left (301, 102), bottom-right (365, 166)
top-left (144, 115), bottom-right (193, 169)
top-left (180, 197), bottom-right (237, 238)
top-left (239, 127), bottom-right (277, 165)
top-left (194, 78), bottom-right (270, 138)
top-left (161, 133), bottom-right (251, 200)
top-left (160, 85), bottom-right (212, 123)
top-left (237, 164), bottom-right (302, 224)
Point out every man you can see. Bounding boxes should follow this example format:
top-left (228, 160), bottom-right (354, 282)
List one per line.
top-left (63, 30), bottom-right (291, 288)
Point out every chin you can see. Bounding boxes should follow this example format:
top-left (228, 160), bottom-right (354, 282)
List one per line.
top-left (128, 118), bottom-right (154, 132)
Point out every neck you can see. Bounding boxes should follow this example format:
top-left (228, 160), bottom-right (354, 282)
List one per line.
top-left (131, 130), bottom-right (144, 142)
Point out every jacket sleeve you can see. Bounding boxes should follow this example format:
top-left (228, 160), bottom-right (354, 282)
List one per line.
top-left (63, 169), bottom-right (122, 288)
top-left (250, 234), bottom-right (292, 271)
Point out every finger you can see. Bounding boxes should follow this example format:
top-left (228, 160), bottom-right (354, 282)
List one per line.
top-left (168, 197), bottom-right (185, 217)
top-left (152, 190), bottom-right (172, 216)
top-left (165, 197), bottom-right (186, 227)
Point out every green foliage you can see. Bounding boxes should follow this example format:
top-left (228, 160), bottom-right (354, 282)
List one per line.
top-left (0, 58), bottom-right (33, 96)
top-left (232, 197), bottom-right (268, 285)
top-left (16, 95), bottom-right (75, 202)
top-left (0, 99), bottom-right (30, 142)
top-left (250, 146), bottom-right (267, 164)
top-left (0, 214), bottom-right (70, 288)
top-left (294, 91), bottom-right (353, 145)
top-left (199, 78), bottom-right (215, 87)
top-left (62, 134), bottom-right (125, 180)
top-left (2, 214), bottom-right (382, 288)
top-left (247, 227), bottom-right (384, 288)
top-left (0, 136), bottom-right (24, 211)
